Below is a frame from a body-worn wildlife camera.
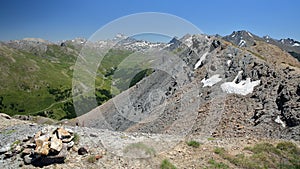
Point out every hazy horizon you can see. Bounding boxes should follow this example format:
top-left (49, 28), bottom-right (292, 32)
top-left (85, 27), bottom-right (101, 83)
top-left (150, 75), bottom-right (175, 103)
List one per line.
top-left (1, 0), bottom-right (300, 41)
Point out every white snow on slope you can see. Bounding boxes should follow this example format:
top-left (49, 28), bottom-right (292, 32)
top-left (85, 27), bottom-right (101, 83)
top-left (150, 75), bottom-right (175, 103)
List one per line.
top-left (238, 40), bottom-right (246, 47)
top-left (194, 52), bottom-right (208, 69)
top-left (184, 36), bottom-right (193, 47)
top-left (201, 74), bottom-right (222, 87)
top-left (293, 43), bottom-right (300, 47)
top-left (221, 71), bottom-right (260, 95)
top-left (247, 32), bottom-right (253, 38)
top-left (227, 60), bottom-right (232, 66)
top-left (275, 116), bottom-right (286, 127)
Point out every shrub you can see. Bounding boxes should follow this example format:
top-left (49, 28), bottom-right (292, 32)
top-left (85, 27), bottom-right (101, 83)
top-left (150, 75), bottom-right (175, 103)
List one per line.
top-left (87, 155), bottom-right (96, 163)
top-left (160, 159), bottom-right (177, 169)
top-left (208, 159), bottom-right (229, 169)
top-left (73, 133), bottom-right (80, 144)
top-left (207, 137), bottom-right (215, 141)
top-left (186, 140), bottom-right (201, 148)
top-left (214, 147), bottom-right (225, 155)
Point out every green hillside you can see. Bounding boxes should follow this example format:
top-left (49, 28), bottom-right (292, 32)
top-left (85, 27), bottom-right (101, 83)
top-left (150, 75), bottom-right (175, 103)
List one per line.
top-left (0, 42), bottom-right (136, 120)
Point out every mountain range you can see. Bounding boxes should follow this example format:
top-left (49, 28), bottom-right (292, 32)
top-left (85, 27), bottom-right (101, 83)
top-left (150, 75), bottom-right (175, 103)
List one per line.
top-left (0, 30), bottom-right (300, 168)
top-left (0, 31), bottom-right (299, 139)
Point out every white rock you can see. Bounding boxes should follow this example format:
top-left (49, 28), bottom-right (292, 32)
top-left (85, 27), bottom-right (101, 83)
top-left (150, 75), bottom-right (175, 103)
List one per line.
top-left (24, 154), bottom-right (32, 164)
top-left (0, 144), bottom-right (11, 153)
top-left (50, 136), bottom-right (63, 152)
top-left (66, 141), bottom-right (74, 148)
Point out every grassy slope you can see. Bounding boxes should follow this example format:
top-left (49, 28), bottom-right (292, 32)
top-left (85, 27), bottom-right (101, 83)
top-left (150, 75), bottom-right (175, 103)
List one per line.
top-left (0, 43), bottom-right (136, 120)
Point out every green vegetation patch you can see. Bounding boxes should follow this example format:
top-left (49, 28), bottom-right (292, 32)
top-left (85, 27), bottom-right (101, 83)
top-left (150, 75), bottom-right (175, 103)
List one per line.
top-left (87, 155), bottom-right (96, 163)
top-left (207, 159), bottom-right (229, 169)
top-left (124, 142), bottom-right (156, 156)
top-left (215, 141), bottom-right (300, 169)
top-left (160, 159), bottom-right (177, 169)
top-left (186, 140), bottom-right (201, 148)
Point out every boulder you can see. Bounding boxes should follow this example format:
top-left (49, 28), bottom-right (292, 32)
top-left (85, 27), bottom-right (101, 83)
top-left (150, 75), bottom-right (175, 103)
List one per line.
top-left (78, 147), bottom-right (88, 155)
top-left (56, 128), bottom-right (73, 142)
top-left (35, 135), bottom-right (50, 155)
top-left (0, 144), bottom-right (11, 154)
top-left (50, 136), bottom-right (62, 152)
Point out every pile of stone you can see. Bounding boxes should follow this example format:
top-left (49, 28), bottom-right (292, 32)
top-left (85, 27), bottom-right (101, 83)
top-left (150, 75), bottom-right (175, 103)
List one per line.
top-left (1, 126), bottom-right (76, 167)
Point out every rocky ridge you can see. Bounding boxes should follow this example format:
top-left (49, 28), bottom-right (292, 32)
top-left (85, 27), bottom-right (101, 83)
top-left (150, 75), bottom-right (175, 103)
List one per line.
top-left (73, 31), bottom-right (300, 142)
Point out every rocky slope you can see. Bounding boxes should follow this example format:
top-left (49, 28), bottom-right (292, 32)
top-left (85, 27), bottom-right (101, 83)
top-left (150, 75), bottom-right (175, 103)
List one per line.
top-left (1, 114), bottom-right (300, 169)
top-left (73, 32), bottom-right (300, 142)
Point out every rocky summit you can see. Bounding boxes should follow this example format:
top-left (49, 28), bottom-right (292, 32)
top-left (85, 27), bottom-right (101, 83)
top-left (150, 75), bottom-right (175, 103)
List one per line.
top-left (0, 31), bottom-right (300, 168)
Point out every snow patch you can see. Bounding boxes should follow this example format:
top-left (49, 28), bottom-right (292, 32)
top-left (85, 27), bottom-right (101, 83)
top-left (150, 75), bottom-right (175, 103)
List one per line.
top-left (194, 52), bottom-right (208, 69)
top-left (227, 60), bottom-right (232, 66)
top-left (238, 40), bottom-right (246, 47)
top-left (266, 40), bottom-right (270, 43)
top-left (293, 43), bottom-right (300, 47)
top-left (247, 32), bottom-right (253, 38)
top-left (184, 36), bottom-right (193, 47)
top-left (232, 33), bottom-right (235, 38)
top-left (220, 71), bottom-right (260, 95)
top-left (275, 116), bottom-right (286, 127)
top-left (135, 41), bottom-right (148, 47)
top-left (164, 43), bottom-right (174, 48)
top-left (201, 74), bottom-right (222, 87)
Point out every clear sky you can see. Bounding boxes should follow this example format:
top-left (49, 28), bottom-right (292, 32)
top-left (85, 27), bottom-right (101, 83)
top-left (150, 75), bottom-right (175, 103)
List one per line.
top-left (0, 0), bottom-right (299, 42)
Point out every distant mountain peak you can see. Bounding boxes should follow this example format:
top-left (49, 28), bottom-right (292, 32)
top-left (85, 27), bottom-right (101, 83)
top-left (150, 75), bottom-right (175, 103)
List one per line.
top-left (223, 30), bottom-right (257, 47)
top-left (113, 33), bottom-right (128, 41)
top-left (22, 38), bottom-right (50, 44)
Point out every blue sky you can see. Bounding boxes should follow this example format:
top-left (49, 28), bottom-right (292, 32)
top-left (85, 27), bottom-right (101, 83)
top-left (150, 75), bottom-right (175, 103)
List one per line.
top-left (0, 0), bottom-right (299, 42)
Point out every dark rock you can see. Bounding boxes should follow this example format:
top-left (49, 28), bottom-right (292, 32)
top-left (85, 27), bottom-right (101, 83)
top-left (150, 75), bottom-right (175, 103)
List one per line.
top-left (89, 133), bottom-right (98, 137)
top-left (60, 42), bottom-right (66, 47)
top-left (4, 152), bottom-right (13, 159)
top-left (210, 40), bottom-right (221, 51)
top-left (78, 147), bottom-right (88, 155)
